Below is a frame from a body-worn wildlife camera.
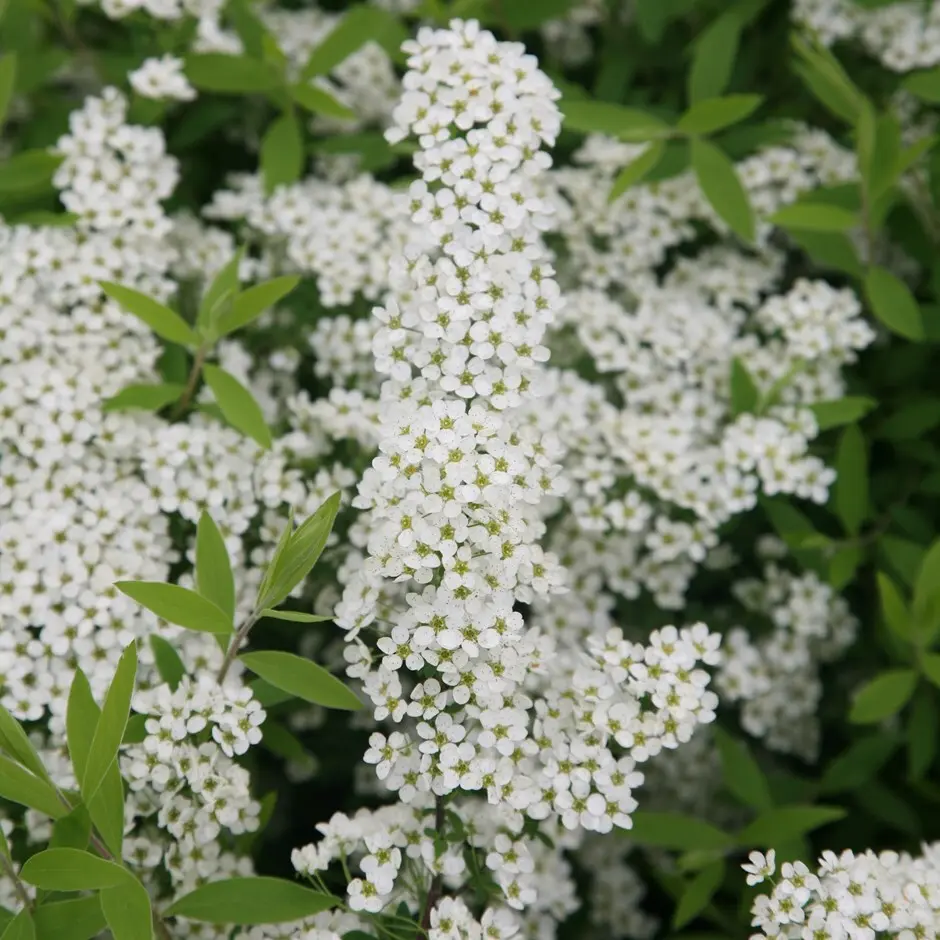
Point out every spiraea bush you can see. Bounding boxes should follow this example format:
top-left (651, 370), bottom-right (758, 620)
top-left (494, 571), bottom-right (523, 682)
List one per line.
top-left (3, 0), bottom-right (940, 938)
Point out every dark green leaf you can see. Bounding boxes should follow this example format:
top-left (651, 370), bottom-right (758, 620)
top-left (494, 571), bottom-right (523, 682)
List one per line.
top-left (809, 397), bottom-right (876, 430)
top-left (102, 384), bottom-right (185, 413)
top-left (500, 0), bottom-right (575, 29)
top-left (818, 734), bottom-right (898, 793)
top-left (729, 358), bottom-right (759, 415)
top-left (677, 95), bottom-right (762, 135)
top-left (624, 812), bottom-right (734, 851)
top-left (116, 582), bottom-right (233, 635)
top-left (691, 137), bottom-right (754, 241)
top-left (196, 512), bottom-right (235, 619)
top-left (878, 572), bottom-right (912, 641)
top-left (849, 669), bottom-right (917, 723)
top-left (907, 685), bottom-right (937, 780)
top-left (737, 805), bottom-right (846, 845)
top-left (865, 266), bottom-right (924, 341)
top-left (34, 897), bottom-right (107, 940)
top-left (673, 860), bottom-right (725, 929)
top-left (879, 399), bottom-right (940, 440)
top-left (184, 53), bottom-right (280, 93)
top-left (0, 151), bottom-right (61, 194)
top-left (903, 67), bottom-right (940, 103)
top-left (834, 424), bottom-right (868, 535)
top-left (100, 283), bottom-right (197, 348)
top-left (261, 112), bottom-right (304, 194)
top-left (166, 877), bottom-right (338, 924)
top-left (713, 727), bottom-right (772, 810)
top-left (149, 636), bottom-right (186, 692)
top-left (559, 100), bottom-right (671, 142)
top-left (0, 54), bottom-right (15, 131)
top-left (301, 6), bottom-right (407, 79)
top-left (239, 651), bottom-right (362, 711)
top-left (20, 849), bottom-right (130, 891)
top-left (202, 364), bottom-right (272, 449)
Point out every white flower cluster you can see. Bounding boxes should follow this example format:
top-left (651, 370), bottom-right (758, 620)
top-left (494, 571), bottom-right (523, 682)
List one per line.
top-left (744, 846), bottom-right (940, 940)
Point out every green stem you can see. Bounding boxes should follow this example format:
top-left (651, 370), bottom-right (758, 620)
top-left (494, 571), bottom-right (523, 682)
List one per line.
top-left (217, 609), bottom-right (262, 684)
top-left (0, 852), bottom-right (32, 913)
top-left (171, 344), bottom-right (209, 419)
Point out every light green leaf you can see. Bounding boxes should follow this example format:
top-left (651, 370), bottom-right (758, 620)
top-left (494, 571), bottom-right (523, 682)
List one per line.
top-left (202, 364), bottom-right (272, 449)
top-left (256, 511), bottom-right (294, 611)
top-left (260, 609), bottom-right (331, 623)
top-left (166, 877), bottom-right (339, 924)
top-left (688, 12), bottom-right (741, 103)
top-left (198, 248), bottom-right (244, 333)
top-left (116, 581), bottom-right (233, 635)
top-left (858, 110), bottom-right (901, 202)
top-left (50, 805), bottom-right (91, 851)
top-left (34, 897), bottom-right (106, 940)
top-left (691, 137), bottom-right (754, 241)
top-left (291, 83), bottom-right (354, 120)
top-left (20, 849), bottom-right (131, 891)
top-left (737, 804), bottom-right (846, 845)
top-left (216, 276), bottom-right (300, 337)
top-left (239, 651), bottom-right (362, 711)
top-left (849, 669), bottom-right (917, 724)
top-left (903, 67), bottom-right (940, 103)
top-left (0, 704), bottom-right (52, 782)
top-left (0, 151), bottom-right (62, 194)
top-left (0, 911), bottom-right (34, 940)
top-left (99, 879), bottom-right (152, 940)
top-left (81, 641), bottom-right (137, 804)
top-left (248, 679), bottom-right (296, 709)
top-left (677, 94), bottom-right (762, 135)
top-left (623, 812), bottom-right (734, 851)
top-left (769, 202), bottom-right (858, 232)
top-left (787, 229), bottom-right (862, 277)
top-left (184, 53), bottom-right (280, 93)
top-left (149, 636), bottom-right (185, 692)
top-left (818, 734), bottom-right (898, 793)
top-left (673, 859), bottom-right (725, 929)
top-left (791, 34), bottom-right (865, 124)
top-left (864, 266), bottom-right (924, 341)
top-left (0, 756), bottom-right (66, 819)
top-left (729, 358), bottom-right (759, 415)
top-left (102, 383), bottom-right (185, 413)
top-left (99, 283), bottom-right (197, 348)
top-left (559, 100), bottom-right (671, 142)
top-left (809, 397), bottom-right (877, 430)
top-left (301, 6), bottom-right (407, 79)
top-left (261, 112), bottom-right (304, 194)
top-left (920, 654), bottom-right (940, 688)
top-left (878, 572), bottom-right (912, 641)
top-left (713, 727), bottom-right (772, 810)
top-left (608, 141), bottom-right (665, 202)
top-left (914, 538), bottom-right (940, 640)
top-left (259, 492), bottom-right (341, 608)
top-left (0, 54), bottom-right (16, 131)
top-left (196, 512), bottom-right (235, 619)
top-left (834, 424), bottom-right (868, 536)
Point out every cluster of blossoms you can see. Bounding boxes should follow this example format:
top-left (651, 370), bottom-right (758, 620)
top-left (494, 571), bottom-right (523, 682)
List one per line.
top-left (743, 847), bottom-right (940, 940)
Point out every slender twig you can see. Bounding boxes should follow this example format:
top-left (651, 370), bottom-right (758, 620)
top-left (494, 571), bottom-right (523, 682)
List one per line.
top-left (171, 345), bottom-right (209, 419)
top-left (217, 610), bottom-right (262, 684)
top-left (418, 797), bottom-right (446, 937)
top-left (0, 852), bottom-right (33, 913)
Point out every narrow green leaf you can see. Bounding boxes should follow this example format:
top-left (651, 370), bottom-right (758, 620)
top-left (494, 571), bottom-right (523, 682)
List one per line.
top-left (116, 582), bottom-right (233, 635)
top-left (50, 805), bottom-right (91, 851)
top-left (184, 53), bottom-right (280, 93)
top-left (864, 266), bottom-right (924, 341)
top-left (834, 424), bottom-right (868, 536)
top-left (102, 383), bottom-right (185, 413)
top-left (216, 276), bottom-right (300, 337)
top-left (0, 911), bottom-right (34, 940)
top-left (500, 0), bottom-right (575, 29)
top-left (99, 879), bottom-right (152, 940)
top-left (729, 358), bottom-right (759, 415)
top-left (691, 137), bottom-right (754, 241)
top-left (623, 812), bottom-right (734, 851)
top-left (559, 100), bottom-right (671, 142)
top-left (677, 94), bottom-right (762, 135)
top-left (713, 728), bottom-right (772, 810)
top-left (260, 721), bottom-right (313, 766)
top-left (769, 203), bottom-right (858, 232)
top-left (688, 13), bottom-right (741, 103)
top-left (907, 685), bottom-right (937, 780)
top-left (196, 512), bottom-right (235, 619)
top-left (879, 398), bottom-right (940, 440)
top-left (818, 734), bottom-right (898, 793)
top-left (878, 572), bottom-right (912, 641)
top-left (791, 34), bottom-right (864, 124)
top-left (788, 229), bottom-right (862, 277)
top-left (737, 805), bottom-right (846, 845)
top-left (20, 849), bottom-right (130, 891)
top-left (0, 756), bottom-right (66, 819)
top-left (291, 83), bottom-right (354, 120)
top-left (0, 705), bottom-right (51, 782)
top-left (673, 859), bottom-right (725, 929)
top-left (302, 6), bottom-right (406, 79)
top-left (239, 651), bottom-right (362, 711)
top-left (608, 141), bottom-right (665, 202)
top-left (0, 151), bottom-right (61, 194)
top-left (199, 248), bottom-right (244, 333)
top-left (166, 877), bottom-right (339, 924)
top-left (202, 364), bottom-right (272, 449)
top-left (849, 669), bottom-right (917, 724)
top-left (34, 896), bottom-right (106, 940)
top-left (914, 538), bottom-right (940, 641)
top-left (0, 54), bottom-right (16, 131)
top-left (248, 679), bottom-right (296, 709)
top-left (260, 609), bottom-right (331, 623)
top-left (100, 283), bottom-right (197, 348)
top-left (903, 67), bottom-right (940, 103)
top-left (149, 636), bottom-right (185, 692)
top-left (809, 397), bottom-right (876, 430)
top-left (81, 642), bottom-right (137, 805)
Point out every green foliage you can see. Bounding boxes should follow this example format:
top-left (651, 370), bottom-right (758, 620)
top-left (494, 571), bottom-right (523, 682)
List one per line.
top-left (850, 669), bottom-right (918, 723)
top-left (736, 805), bottom-right (847, 845)
top-left (165, 877), bottom-right (338, 924)
top-left (99, 283), bottom-right (198, 348)
top-left (203, 364), bottom-right (273, 449)
top-left (196, 511), bottom-right (236, 619)
top-left (115, 582), bottom-right (234, 635)
top-left (101, 384), bottom-right (186, 413)
top-left (20, 848), bottom-right (131, 891)
top-left (260, 609), bottom-right (332, 623)
top-left (713, 728), bottom-right (772, 811)
top-left (864, 266), bottom-right (924, 340)
top-left (261, 112), bottom-right (304, 194)
top-left (690, 138), bottom-right (755, 242)
top-left (625, 813), bottom-right (734, 851)
top-left (239, 650), bottom-right (362, 711)
top-left (99, 879), bottom-right (152, 940)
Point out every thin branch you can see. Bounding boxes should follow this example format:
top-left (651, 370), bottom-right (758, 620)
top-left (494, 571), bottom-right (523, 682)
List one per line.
top-left (0, 852), bottom-right (33, 913)
top-left (418, 796), bottom-right (446, 937)
top-left (217, 610), bottom-right (262, 684)
top-left (171, 345), bottom-right (209, 420)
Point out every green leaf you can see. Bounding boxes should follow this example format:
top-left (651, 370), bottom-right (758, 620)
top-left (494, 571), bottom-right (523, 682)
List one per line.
top-left (791, 34), bottom-right (864, 124)
top-left (0, 54), bottom-right (15, 131)
top-left (149, 636), bottom-right (185, 692)
top-left (855, 779), bottom-right (921, 836)
top-left (858, 111), bottom-right (902, 202)
top-left (34, 897), bottom-right (106, 940)
top-left (0, 755), bottom-right (66, 819)
top-left (198, 248), bottom-right (244, 334)
top-left (673, 860), bottom-right (725, 929)
top-left (769, 202), bottom-right (858, 232)
top-left (50, 805), bottom-right (91, 851)
top-left (122, 714), bottom-right (147, 745)
top-left (809, 397), bottom-right (877, 430)
top-left (864, 266), bottom-right (924, 341)
top-left (291, 83), bottom-right (354, 120)
top-left (691, 138), bottom-right (754, 241)
top-left (914, 538), bottom-right (940, 640)
top-left (99, 283), bottom-right (198, 348)
top-left (248, 679), bottom-right (296, 708)
top-left (903, 67), bottom-right (940, 103)
top-left (184, 53), bottom-right (280, 93)
top-left (677, 95), bottom-right (762, 135)
top-left (878, 572), bottom-right (912, 641)
top-left (737, 805), bottom-right (846, 846)
top-left (608, 141), bottom-right (665, 202)
top-left (116, 581), bottom-right (233, 635)
top-left (0, 705), bottom-right (51, 782)
top-left (202, 364), bottom-right (272, 449)
top-left (260, 609), bottom-right (331, 623)
top-left (499, 0), bottom-right (575, 29)
top-left (834, 424), bottom-right (868, 536)
top-left (301, 6), bottom-right (407, 79)
top-left (559, 100), bottom-right (671, 142)
top-left (99, 878), bottom-right (152, 940)
top-left (624, 812), bottom-right (734, 851)
top-left (256, 511), bottom-right (294, 610)
top-left (788, 229), bottom-right (862, 277)
top-left (907, 685), bottom-right (937, 780)
top-left (920, 654), bottom-right (940, 688)
top-left (81, 641), bottom-right (137, 804)
top-left (729, 358), bottom-right (759, 415)
top-left (713, 728), bottom-right (772, 810)
top-left (0, 151), bottom-right (61, 194)
top-left (260, 721), bottom-right (313, 766)
top-left (849, 669), bottom-right (917, 724)
top-left (101, 383), bottom-right (185, 413)
top-left (166, 877), bottom-right (338, 925)
top-left (259, 492), bottom-right (341, 608)
top-left (818, 734), bottom-right (898, 793)
top-left (0, 911), bottom-right (34, 940)
top-left (688, 12), bottom-right (741, 103)
top-left (261, 112), bottom-right (304, 194)
top-left (216, 276), bottom-right (300, 338)
top-left (20, 849), bottom-right (131, 891)
top-left (879, 398), bottom-right (940, 440)
top-left (196, 512), bottom-right (235, 619)
top-left (239, 651), bottom-right (362, 711)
